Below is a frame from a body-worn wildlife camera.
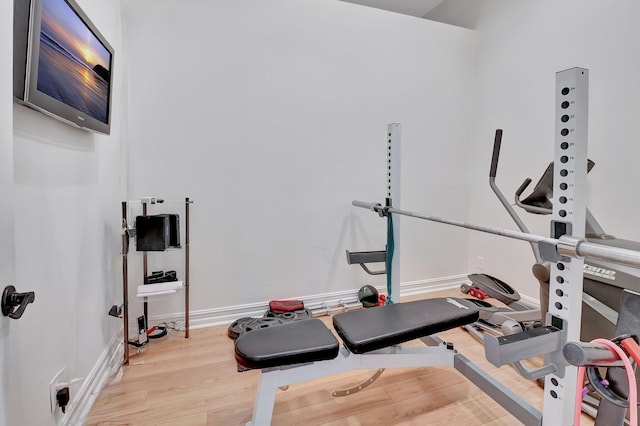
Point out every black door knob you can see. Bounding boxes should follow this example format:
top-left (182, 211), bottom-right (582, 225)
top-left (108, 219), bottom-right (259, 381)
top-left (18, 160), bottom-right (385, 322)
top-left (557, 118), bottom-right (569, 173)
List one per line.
top-left (1, 285), bottom-right (35, 319)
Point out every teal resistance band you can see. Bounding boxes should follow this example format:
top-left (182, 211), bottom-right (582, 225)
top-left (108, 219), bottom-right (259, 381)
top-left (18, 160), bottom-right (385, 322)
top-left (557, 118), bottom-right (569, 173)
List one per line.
top-left (386, 212), bottom-right (394, 304)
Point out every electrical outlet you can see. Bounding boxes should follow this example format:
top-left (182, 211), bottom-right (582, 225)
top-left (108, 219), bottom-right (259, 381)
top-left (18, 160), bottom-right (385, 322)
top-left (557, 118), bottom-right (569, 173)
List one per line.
top-left (49, 367), bottom-right (68, 413)
top-left (476, 256), bottom-right (485, 271)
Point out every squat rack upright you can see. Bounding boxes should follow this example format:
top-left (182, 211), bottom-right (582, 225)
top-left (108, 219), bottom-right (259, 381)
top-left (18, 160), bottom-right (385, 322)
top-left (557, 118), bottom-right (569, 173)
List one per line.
top-left (353, 68), bottom-right (639, 425)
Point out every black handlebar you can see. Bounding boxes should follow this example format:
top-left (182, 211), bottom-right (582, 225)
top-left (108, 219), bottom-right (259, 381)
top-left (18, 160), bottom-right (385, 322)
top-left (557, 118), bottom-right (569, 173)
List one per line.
top-left (489, 129), bottom-right (503, 178)
top-left (516, 178), bottom-right (532, 197)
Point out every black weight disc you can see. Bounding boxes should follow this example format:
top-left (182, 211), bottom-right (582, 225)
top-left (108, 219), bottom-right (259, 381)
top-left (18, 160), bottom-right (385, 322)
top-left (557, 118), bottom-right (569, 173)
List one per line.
top-left (293, 308), bottom-right (312, 321)
top-left (280, 311), bottom-right (296, 321)
top-left (228, 317), bottom-right (256, 340)
top-left (263, 308), bottom-right (313, 322)
top-left (244, 317), bottom-right (285, 333)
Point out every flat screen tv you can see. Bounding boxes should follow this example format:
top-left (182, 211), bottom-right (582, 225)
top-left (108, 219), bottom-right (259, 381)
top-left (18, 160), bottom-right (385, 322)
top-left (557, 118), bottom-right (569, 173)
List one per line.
top-left (14, 0), bottom-right (114, 135)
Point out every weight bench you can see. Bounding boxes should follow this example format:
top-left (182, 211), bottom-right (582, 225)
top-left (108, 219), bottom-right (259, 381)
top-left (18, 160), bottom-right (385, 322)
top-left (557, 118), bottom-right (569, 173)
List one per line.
top-left (234, 298), bottom-right (480, 425)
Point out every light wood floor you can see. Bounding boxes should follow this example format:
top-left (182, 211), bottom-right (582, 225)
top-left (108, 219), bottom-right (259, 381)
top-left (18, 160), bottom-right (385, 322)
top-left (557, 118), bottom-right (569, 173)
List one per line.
top-left (85, 290), bottom-right (595, 425)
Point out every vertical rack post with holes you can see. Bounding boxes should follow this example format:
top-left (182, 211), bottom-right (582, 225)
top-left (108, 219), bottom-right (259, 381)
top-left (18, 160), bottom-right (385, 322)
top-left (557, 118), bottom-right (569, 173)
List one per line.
top-left (387, 123), bottom-right (401, 303)
top-left (120, 197), bottom-right (192, 365)
top-left (542, 67), bottom-right (589, 425)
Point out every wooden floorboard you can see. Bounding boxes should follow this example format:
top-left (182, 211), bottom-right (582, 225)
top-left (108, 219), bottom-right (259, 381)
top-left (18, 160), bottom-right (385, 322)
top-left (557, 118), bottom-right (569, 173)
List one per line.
top-left (85, 289), bottom-right (595, 425)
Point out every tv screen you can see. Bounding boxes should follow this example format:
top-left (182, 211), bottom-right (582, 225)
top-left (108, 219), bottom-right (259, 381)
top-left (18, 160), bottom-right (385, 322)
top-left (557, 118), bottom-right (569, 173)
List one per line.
top-left (13, 0), bottom-right (114, 135)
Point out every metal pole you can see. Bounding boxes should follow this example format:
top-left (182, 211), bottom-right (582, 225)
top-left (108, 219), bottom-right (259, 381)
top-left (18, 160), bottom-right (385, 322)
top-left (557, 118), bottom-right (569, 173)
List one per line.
top-left (387, 124), bottom-right (401, 303)
top-left (121, 201), bottom-right (130, 365)
top-left (389, 206), bottom-right (558, 246)
top-left (142, 202), bottom-right (148, 326)
top-left (185, 197), bottom-right (190, 338)
top-left (351, 201), bottom-right (640, 271)
top-left (543, 68), bottom-right (589, 424)
top-left (563, 342), bottom-right (624, 367)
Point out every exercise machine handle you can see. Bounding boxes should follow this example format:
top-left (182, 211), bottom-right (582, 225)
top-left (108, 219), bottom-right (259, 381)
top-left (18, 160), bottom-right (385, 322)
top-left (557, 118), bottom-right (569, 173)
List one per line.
top-left (487, 129), bottom-right (543, 263)
top-left (486, 130), bottom-right (542, 262)
top-left (515, 178), bottom-right (532, 197)
top-left (121, 201), bottom-right (127, 223)
top-left (514, 178), bottom-right (554, 215)
top-left (489, 129), bottom-right (503, 179)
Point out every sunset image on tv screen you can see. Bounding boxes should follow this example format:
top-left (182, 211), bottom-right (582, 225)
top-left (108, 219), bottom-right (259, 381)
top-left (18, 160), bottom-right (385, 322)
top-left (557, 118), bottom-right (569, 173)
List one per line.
top-left (37, 0), bottom-right (111, 123)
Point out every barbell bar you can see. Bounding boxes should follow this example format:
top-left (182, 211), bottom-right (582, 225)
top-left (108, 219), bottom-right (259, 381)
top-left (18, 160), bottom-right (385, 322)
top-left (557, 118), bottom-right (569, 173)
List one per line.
top-left (352, 200), bottom-right (640, 270)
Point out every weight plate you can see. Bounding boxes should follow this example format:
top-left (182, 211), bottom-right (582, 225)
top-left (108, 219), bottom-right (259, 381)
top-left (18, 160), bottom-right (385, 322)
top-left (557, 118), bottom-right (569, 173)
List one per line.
top-left (244, 317), bottom-right (285, 333)
top-left (227, 317), bottom-right (256, 340)
top-left (294, 308), bottom-right (313, 321)
top-left (263, 308), bottom-right (313, 322)
top-left (231, 308), bottom-right (315, 340)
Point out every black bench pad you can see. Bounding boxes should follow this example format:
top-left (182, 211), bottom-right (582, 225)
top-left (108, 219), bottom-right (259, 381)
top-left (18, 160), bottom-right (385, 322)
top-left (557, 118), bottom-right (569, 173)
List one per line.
top-left (235, 318), bottom-right (339, 370)
top-left (333, 298), bottom-right (479, 354)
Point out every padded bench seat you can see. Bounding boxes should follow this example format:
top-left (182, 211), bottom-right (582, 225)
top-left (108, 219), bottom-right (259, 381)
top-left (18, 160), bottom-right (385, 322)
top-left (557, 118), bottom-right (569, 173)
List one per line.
top-left (234, 298), bottom-right (479, 369)
top-left (333, 298), bottom-right (479, 354)
top-left (235, 318), bottom-right (339, 369)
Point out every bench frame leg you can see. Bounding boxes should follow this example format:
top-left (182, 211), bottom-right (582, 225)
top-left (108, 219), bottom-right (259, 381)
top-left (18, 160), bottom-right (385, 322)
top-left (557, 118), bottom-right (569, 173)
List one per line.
top-left (245, 342), bottom-right (457, 425)
top-left (248, 371), bottom-right (280, 426)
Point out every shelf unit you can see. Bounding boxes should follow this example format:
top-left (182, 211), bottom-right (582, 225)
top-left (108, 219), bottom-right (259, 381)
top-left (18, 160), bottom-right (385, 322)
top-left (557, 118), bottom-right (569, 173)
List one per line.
top-left (120, 197), bottom-right (192, 365)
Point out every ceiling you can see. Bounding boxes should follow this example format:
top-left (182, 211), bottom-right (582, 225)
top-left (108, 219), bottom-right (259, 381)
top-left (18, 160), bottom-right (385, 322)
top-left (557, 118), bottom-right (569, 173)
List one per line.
top-left (340, 0), bottom-right (447, 18)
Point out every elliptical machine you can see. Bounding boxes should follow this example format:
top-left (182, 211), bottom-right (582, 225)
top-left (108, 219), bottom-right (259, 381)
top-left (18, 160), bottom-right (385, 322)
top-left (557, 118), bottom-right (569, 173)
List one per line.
top-left (513, 144), bottom-right (640, 343)
top-left (458, 130), bottom-right (545, 339)
top-left (476, 127), bottom-right (640, 344)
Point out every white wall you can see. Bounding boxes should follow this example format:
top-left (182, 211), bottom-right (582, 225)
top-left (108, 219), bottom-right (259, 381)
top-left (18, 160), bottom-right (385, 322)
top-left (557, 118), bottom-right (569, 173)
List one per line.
top-left (7, 0), bottom-right (127, 423)
top-left (121, 0), bottom-right (475, 318)
top-left (430, 0), bottom-right (640, 303)
top-left (16, 0), bottom-right (640, 422)
top-left (1, 0), bottom-right (16, 424)
top-left (12, 0), bottom-right (640, 421)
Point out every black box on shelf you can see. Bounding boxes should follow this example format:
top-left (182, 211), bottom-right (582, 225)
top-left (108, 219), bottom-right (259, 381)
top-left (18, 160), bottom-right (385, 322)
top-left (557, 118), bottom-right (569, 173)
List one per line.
top-left (135, 214), bottom-right (180, 251)
top-left (136, 215), bottom-right (169, 251)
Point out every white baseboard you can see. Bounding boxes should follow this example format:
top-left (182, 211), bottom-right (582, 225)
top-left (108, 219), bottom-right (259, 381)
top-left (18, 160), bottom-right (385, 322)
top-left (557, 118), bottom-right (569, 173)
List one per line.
top-left (150, 274), bottom-right (471, 329)
top-left (63, 329), bottom-right (123, 426)
top-left (400, 274), bottom-right (471, 297)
